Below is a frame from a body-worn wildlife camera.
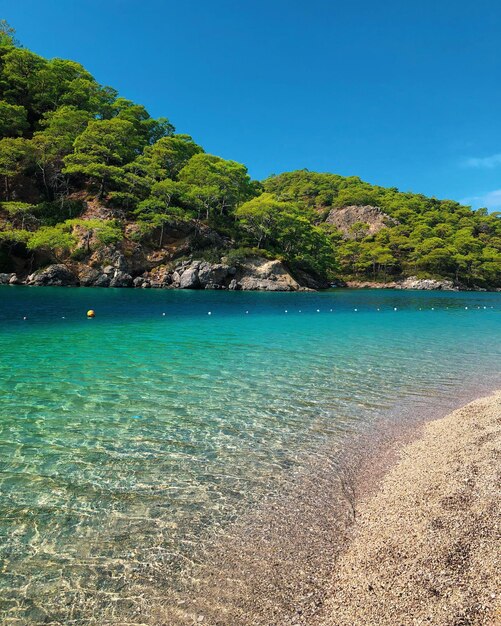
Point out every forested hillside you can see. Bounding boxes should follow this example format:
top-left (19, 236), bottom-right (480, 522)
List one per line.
top-left (0, 21), bottom-right (500, 289)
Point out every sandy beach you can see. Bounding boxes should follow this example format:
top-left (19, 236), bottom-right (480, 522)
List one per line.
top-left (153, 392), bottom-right (500, 626)
top-left (316, 392), bottom-right (501, 626)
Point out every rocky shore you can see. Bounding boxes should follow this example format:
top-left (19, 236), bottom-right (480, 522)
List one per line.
top-left (1, 263), bottom-right (495, 292)
top-left (0, 255), bottom-right (324, 291)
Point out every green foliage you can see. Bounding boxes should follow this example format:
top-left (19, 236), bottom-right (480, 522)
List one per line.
top-left (0, 100), bottom-right (28, 136)
top-left (0, 227), bottom-right (31, 244)
top-left (0, 31), bottom-right (498, 287)
top-left (235, 193), bottom-right (335, 274)
top-left (27, 223), bottom-right (76, 259)
top-left (263, 170), bottom-right (501, 286)
top-left (178, 153), bottom-right (255, 218)
top-left (0, 20), bottom-right (17, 47)
top-left (67, 218), bottom-right (123, 247)
top-left (63, 118), bottom-right (142, 196)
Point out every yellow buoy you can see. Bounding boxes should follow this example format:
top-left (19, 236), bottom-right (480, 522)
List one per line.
top-left (87, 309), bottom-right (95, 318)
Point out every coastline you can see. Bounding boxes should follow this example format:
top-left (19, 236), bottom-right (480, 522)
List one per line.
top-left (315, 392), bottom-right (501, 626)
top-left (149, 390), bottom-right (501, 626)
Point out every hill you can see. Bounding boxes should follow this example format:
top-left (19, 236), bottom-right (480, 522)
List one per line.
top-left (0, 21), bottom-right (500, 290)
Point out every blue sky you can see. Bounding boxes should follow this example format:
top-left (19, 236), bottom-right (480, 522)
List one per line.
top-left (3, 0), bottom-right (501, 209)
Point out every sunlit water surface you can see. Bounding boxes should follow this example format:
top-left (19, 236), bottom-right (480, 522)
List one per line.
top-left (0, 286), bottom-right (500, 623)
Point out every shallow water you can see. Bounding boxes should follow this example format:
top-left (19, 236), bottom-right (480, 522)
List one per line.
top-left (0, 286), bottom-right (500, 623)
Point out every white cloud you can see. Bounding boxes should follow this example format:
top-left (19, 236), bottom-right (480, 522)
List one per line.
top-left (461, 189), bottom-right (501, 211)
top-left (462, 153), bottom-right (501, 168)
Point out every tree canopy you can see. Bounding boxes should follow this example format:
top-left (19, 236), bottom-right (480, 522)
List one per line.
top-left (0, 22), bottom-right (499, 287)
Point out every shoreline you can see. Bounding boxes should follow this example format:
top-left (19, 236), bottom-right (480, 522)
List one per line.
top-left (315, 392), bottom-right (501, 626)
top-left (1, 282), bottom-right (501, 293)
top-left (147, 391), bottom-right (501, 626)
top-left (148, 389), bottom-right (500, 626)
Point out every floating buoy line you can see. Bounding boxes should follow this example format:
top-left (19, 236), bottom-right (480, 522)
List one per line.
top-left (17, 305), bottom-right (498, 321)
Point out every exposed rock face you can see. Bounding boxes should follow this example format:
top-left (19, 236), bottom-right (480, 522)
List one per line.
top-left (141, 257), bottom-right (308, 292)
top-left (27, 264), bottom-right (79, 287)
top-left (93, 274), bottom-right (110, 288)
top-left (78, 267), bottom-right (101, 287)
top-left (398, 277), bottom-right (457, 291)
top-left (198, 263), bottom-right (229, 288)
top-left (178, 267), bottom-right (200, 289)
top-left (345, 276), bottom-right (458, 291)
top-left (326, 205), bottom-right (397, 238)
top-left (109, 271), bottom-right (133, 288)
top-left (236, 258), bottom-right (303, 291)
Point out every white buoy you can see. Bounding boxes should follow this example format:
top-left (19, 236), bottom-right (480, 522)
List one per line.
top-left (316, 309), bottom-right (320, 312)
top-left (285, 310), bottom-right (288, 313)
top-left (354, 308), bottom-right (358, 312)
top-left (162, 312), bottom-right (166, 316)
top-left (431, 307), bottom-right (434, 310)
top-left (246, 310), bottom-right (249, 314)
top-left (377, 308), bottom-right (380, 311)
top-left (208, 311), bottom-right (212, 315)
top-left (465, 306), bottom-right (468, 310)
top-left (23, 316), bottom-right (27, 320)
top-left (299, 310), bottom-right (302, 313)
top-left (394, 307), bottom-right (397, 311)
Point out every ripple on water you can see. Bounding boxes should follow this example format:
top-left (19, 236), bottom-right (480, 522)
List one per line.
top-left (0, 287), bottom-right (500, 623)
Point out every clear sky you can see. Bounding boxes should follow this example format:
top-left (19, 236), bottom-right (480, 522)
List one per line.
top-left (3, 0), bottom-right (501, 209)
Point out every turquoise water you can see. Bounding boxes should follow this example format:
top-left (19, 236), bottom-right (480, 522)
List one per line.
top-left (0, 286), bottom-right (500, 623)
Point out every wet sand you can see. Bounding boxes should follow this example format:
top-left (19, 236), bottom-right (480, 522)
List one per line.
top-left (316, 392), bottom-right (501, 626)
top-left (152, 392), bottom-right (501, 626)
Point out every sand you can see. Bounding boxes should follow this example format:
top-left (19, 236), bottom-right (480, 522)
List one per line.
top-left (316, 392), bottom-right (501, 626)
top-left (146, 392), bottom-right (500, 626)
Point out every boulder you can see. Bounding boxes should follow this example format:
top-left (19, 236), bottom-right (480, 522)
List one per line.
top-left (179, 267), bottom-right (200, 289)
top-left (237, 258), bottom-right (302, 292)
top-left (109, 271), bottom-right (133, 288)
top-left (198, 262), bottom-right (229, 287)
top-left (0, 273), bottom-right (14, 285)
top-left (79, 267), bottom-right (101, 287)
top-left (9, 274), bottom-right (20, 285)
top-left (28, 264), bottom-right (79, 287)
top-left (93, 274), bottom-right (110, 287)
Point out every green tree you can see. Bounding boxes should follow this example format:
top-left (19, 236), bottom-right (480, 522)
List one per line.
top-left (27, 223), bottom-right (75, 261)
top-left (178, 153), bottom-right (254, 218)
top-left (32, 105), bottom-right (92, 198)
top-left (63, 118), bottom-right (141, 197)
top-left (0, 100), bottom-right (28, 136)
top-left (0, 137), bottom-right (34, 199)
top-left (235, 192), bottom-right (292, 248)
